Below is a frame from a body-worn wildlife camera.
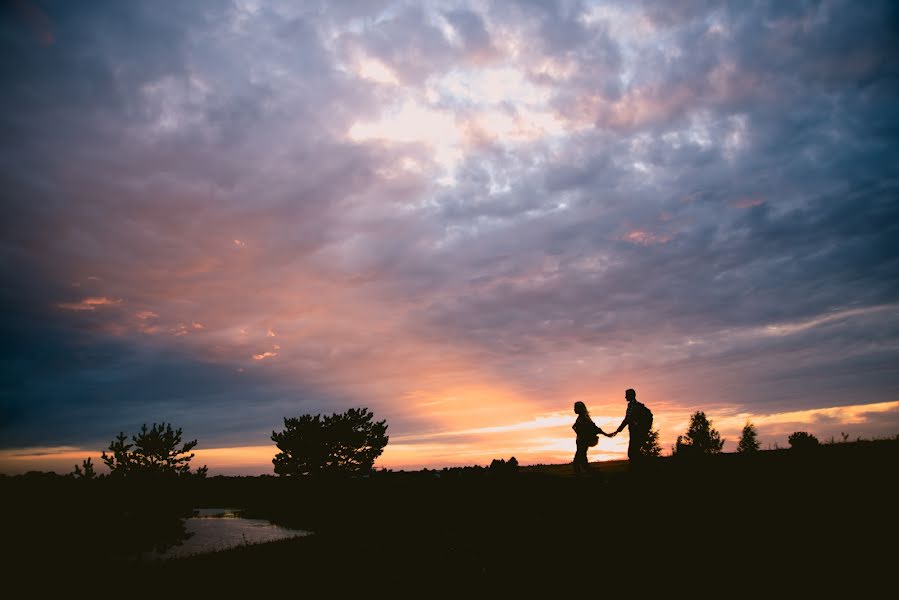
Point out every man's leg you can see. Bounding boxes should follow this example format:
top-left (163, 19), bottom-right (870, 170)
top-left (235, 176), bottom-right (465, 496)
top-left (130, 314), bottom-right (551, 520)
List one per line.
top-left (628, 432), bottom-right (645, 470)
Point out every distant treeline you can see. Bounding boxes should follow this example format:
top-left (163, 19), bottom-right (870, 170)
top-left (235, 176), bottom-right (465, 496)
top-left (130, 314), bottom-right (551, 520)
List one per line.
top-left (59, 406), bottom-right (892, 484)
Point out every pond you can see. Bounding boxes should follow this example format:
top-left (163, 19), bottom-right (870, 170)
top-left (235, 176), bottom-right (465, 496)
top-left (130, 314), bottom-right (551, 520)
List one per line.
top-left (144, 508), bottom-right (312, 560)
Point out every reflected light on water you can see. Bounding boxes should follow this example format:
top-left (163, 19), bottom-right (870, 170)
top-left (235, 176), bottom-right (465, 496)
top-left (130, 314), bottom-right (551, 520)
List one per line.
top-left (144, 508), bottom-right (311, 560)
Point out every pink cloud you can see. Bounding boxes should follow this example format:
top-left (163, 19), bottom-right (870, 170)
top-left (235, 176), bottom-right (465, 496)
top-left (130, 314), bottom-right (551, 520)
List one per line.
top-left (57, 297), bottom-right (122, 311)
top-left (731, 197), bottom-right (766, 208)
top-left (622, 230), bottom-right (672, 245)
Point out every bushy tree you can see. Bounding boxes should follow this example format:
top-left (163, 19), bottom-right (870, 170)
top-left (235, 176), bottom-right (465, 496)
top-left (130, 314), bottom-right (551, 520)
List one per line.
top-left (272, 407), bottom-right (388, 476)
top-left (640, 428), bottom-right (663, 457)
top-left (737, 422), bottom-right (760, 453)
top-left (101, 422), bottom-right (208, 478)
top-left (788, 431), bottom-right (819, 450)
top-left (674, 411), bottom-right (724, 456)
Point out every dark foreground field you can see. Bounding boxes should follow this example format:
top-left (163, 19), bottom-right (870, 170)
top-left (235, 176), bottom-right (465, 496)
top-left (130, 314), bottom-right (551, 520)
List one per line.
top-left (5, 439), bottom-right (898, 592)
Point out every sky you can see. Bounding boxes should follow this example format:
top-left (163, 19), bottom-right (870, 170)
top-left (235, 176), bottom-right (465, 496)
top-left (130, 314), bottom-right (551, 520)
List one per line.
top-left (1, 0), bottom-right (898, 475)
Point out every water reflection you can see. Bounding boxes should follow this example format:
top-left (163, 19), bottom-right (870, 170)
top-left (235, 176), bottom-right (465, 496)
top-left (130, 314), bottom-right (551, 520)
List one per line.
top-left (194, 507), bottom-right (243, 518)
top-left (144, 508), bottom-right (311, 559)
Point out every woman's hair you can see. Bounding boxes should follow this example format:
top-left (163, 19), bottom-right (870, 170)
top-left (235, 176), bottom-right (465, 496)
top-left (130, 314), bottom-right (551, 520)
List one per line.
top-left (574, 401), bottom-right (588, 416)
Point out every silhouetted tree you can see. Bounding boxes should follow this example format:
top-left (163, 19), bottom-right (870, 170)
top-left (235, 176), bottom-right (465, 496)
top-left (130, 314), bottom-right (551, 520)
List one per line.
top-left (489, 457), bottom-right (519, 475)
top-left (90, 424), bottom-right (205, 557)
top-left (788, 431), bottom-right (819, 450)
top-left (674, 411), bottom-right (724, 456)
top-left (101, 423), bottom-right (208, 478)
top-left (72, 457), bottom-right (96, 480)
top-left (639, 428), bottom-right (663, 457)
top-left (272, 407), bottom-right (388, 476)
top-left (737, 422), bottom-right (760, 453)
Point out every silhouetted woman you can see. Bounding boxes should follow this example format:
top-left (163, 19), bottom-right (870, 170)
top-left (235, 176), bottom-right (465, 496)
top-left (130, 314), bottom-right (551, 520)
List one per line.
top-left (572, 401), bottom-right (609, 476)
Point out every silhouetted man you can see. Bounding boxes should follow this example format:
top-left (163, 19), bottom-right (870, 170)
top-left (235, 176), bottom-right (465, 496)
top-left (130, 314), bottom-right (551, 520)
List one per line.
top-left (610, 389), bottom-right (652, 467)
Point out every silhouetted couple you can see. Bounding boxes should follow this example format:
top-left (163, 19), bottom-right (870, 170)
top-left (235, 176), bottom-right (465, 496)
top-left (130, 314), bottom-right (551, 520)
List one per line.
top-left (572, 389), bottom-right (653, 475)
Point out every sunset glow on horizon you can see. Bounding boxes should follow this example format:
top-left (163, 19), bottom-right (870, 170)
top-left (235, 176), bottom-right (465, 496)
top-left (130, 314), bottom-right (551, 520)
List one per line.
top-left (3, 399), bottom-right (898, 475)
top-left (2, 1), bottom-right (898, 476)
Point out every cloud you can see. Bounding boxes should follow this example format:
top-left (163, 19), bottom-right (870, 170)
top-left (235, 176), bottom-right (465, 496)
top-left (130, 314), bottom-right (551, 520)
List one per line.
top-left (57, 297), bottom-right (122, 311)
top-left (1, 1), bottom-right (898, 470)
top-left (621, 229), bottom-right (672, 246)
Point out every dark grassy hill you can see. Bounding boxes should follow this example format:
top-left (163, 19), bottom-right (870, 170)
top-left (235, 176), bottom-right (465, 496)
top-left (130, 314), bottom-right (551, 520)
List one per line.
top-left (4, 438), bottom-right (897, 591)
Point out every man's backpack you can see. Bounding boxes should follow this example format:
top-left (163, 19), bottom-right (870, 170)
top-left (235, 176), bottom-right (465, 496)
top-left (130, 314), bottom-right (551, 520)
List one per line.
top-left (631, 401), bottom-right (653, 432)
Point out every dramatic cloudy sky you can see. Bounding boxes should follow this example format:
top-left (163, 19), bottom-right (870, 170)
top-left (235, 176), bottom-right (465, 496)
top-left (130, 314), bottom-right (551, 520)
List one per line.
top-left (2, 0), bottom-right (898, 474)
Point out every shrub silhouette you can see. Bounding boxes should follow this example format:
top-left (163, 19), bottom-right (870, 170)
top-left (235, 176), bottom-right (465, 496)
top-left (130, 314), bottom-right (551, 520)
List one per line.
top-left (72, 457), bottom-right (96, 480)
top-left (788, 431), bottom-right (820, 450)
top-left (272, 407), bottom-right (388, 476)
top-left (674, 411), bottom-right (724, 456)
top-left (640, 428), bottom-right (663, 457)
top-left (101, 422), bottom-right (208, 478)
top-left (737, 422), bottom-right (760, 453)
